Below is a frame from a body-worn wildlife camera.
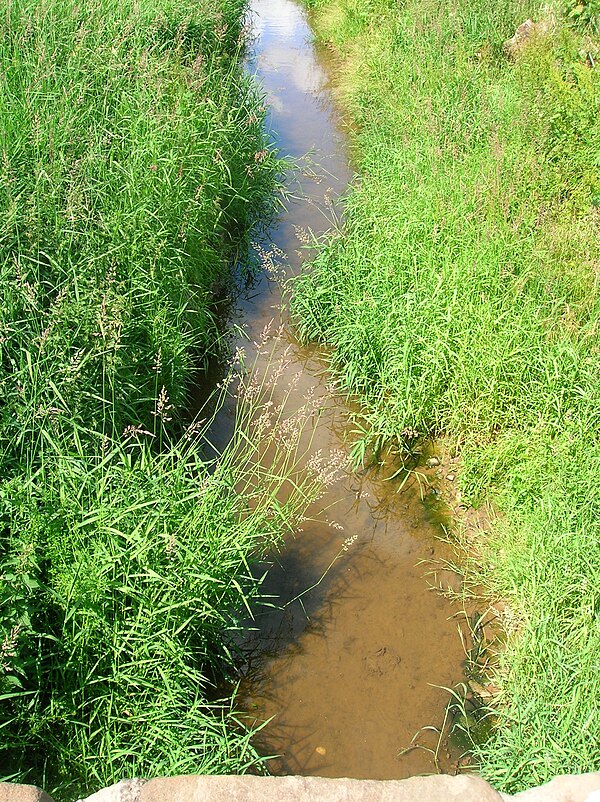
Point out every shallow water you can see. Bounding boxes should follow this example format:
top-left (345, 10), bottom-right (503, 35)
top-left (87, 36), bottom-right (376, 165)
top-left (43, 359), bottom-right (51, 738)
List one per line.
top-left (212, 0), bottom-right (470, 780)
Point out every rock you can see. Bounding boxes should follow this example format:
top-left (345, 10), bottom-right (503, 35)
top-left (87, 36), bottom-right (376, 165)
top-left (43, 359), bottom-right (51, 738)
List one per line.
top-left (446, 473), bottom-right (456, 482)
top-left (469, 679), bottom-right (494, 699)
top-left (503, 18), bottom-right (551, 59)
top-left (426, 457), bottom-right (440, 468)
top-left (0, 785), bottom-right (54, 802)
top-left (5, 773), bottom-right (600, 802)
top-left (80, 779), bottom-right (147, 802)
top-left (510, 772), bottom-right (600, 801)
top-left (138, 774), bottom-right (505, 802)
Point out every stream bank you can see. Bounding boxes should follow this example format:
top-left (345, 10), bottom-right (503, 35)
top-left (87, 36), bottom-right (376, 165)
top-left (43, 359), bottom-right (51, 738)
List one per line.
top-left (0, 0), bottom-right (289, 794)
top-left (290, 0), bottom-right (600, 792)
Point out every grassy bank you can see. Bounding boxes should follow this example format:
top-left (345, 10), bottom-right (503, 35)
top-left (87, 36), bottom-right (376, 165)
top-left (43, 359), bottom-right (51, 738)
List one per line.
top-left (0, 0), bottom-right (319, 796)
top-left (292, 0), bottom-right (600, 791)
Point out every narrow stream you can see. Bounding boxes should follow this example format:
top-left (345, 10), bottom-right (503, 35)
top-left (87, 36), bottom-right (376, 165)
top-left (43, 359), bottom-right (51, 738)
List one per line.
top-left (214, 0), bottom-right (470, 780)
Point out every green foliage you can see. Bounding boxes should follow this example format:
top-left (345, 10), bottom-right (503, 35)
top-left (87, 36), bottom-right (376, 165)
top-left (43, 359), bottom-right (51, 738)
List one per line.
top-left (2, 439), bottom-right (264, 791)
top-left (1, 380), bottom-right (322, 796)
top-left (292, 0), bottom-right (600, 791)
top-left (0, 0), bottom-right (279, 465)
top-left (566, 0), bottom-right (599, 33)
top-left (0, 0), bottom-right (297, 795)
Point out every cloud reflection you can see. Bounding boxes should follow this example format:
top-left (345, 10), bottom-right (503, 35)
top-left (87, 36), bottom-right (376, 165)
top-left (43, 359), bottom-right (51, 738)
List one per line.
top-left (251, 0), bottom-right (327, 99)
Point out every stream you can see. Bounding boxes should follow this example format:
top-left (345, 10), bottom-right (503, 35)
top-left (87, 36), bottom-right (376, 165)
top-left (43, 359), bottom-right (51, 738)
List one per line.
top-left (213, 0), bottom-right (471, 780)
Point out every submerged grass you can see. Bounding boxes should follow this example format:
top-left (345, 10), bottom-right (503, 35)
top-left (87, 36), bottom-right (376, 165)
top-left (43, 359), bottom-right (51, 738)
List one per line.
top-left (292, 0), bottom-right (600, 791)
top-left (0, 0), bottom-right (317, 795)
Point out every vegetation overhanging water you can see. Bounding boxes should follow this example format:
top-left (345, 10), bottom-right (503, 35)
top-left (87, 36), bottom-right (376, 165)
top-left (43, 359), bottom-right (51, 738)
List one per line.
top-left (291, 0), bottom-right (600, 792)
top-left (0, 0), bottom-right (305, 794)
top-left (1, 0), bottom-right (598, 795)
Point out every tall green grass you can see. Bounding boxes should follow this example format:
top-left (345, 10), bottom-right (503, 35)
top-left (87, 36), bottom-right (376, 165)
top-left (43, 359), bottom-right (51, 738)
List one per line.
top-left (0, 0), bottom-right (314, 796)
top-left (1, 354), bottom-right (328, 796)
top-left (292, 0), bottom-right (600, 791)
top-left (0, 0), bottom-right (278, 460)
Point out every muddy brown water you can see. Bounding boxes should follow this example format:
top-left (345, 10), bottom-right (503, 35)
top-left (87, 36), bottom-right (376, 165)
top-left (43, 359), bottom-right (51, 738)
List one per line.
top-left (209, 0), bottom-right (471, 781)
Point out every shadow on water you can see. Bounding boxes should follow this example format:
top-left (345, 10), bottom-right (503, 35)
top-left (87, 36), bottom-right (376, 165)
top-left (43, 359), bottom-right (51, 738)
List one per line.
top-left (200, 0), bottom-right (474, 781)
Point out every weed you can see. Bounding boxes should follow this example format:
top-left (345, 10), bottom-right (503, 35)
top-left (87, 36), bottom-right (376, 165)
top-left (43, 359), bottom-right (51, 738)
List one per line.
top-left (293, 0), bottom-right (600, 791)
top-left (0, 0), bottom-right (309, 795)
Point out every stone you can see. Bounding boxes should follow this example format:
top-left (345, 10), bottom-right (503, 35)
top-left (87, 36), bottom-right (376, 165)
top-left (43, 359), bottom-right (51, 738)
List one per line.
top-left (80, 779), bottom-right (147, 802)
top-left (0, 785), bottom-right (54, 802)
top-left (426, 457), bottom-right (440, 468)
top-left (503, 19), bottom-right (551, 59)
top-left (7, 773), bottom-right (600, 802)
top-left (509, 773), bottom-right (600, 801)
top-left (469, 679), bottom-right (494, 699)
top-left (139, 774), bottom-right (505, 802)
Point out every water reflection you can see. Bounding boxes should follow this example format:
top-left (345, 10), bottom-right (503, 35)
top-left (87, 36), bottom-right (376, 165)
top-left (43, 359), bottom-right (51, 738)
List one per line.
top-left (206, 0), bottom-right (470, 780)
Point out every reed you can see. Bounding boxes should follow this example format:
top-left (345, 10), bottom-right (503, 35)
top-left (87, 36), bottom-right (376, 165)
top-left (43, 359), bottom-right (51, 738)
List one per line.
top-left (0, 0), bottom-right (313, 796)
top-left (293, 0), bottom-right (600, 791)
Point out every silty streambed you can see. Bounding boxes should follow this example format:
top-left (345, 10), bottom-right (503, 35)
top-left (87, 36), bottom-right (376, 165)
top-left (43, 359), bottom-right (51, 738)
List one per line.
top-left (211, 0), bottom-right (471, 780)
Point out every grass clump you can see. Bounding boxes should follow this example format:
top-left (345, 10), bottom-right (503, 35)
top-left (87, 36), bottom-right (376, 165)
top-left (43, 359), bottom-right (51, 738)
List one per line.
top-left (0, 0), bottom-right (278, 455)
top-left (0, 0), bottom-right (313, 795)
top-left (1, 358), bottom-right (328, 796)
top-left (292, 0), bottom-right (600, 791)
